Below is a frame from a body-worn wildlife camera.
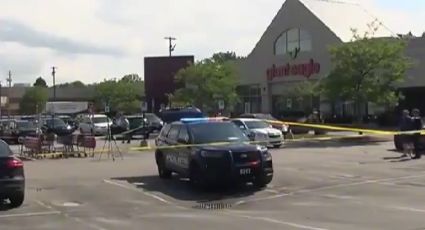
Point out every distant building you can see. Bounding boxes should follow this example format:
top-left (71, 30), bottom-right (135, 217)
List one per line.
top-left (144, 55), bottom-right (194, 112)
top-left (0, 85), bottom-right (96, 116)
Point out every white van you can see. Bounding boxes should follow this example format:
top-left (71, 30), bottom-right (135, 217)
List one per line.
top-left (79, 114), bottom-right (112, 136)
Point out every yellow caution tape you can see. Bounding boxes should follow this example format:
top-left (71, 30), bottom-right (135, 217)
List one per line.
top-left (265, 120), bottom-right (425, 135)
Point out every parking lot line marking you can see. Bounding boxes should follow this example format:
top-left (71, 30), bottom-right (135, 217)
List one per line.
top-left (389, 206), bottom-right (425, 213)
top-left (0, 211), bottom-right (61, 219)
top-left (103, 179), bottom-right (173, 205)
top-left (37, 200), bottom-right (108, 230)
top-left (235, 173), bottom-right (425, 206)
top-left (223, 211), bottom-right (329, 230)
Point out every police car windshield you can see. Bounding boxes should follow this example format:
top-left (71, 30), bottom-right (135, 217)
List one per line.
top-left (245, 120), bottom-right (269, 129)
top-left (189, 122), bottom-right (249, 144)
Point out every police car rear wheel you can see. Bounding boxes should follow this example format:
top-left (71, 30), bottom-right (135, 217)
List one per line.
top-left (158, 157), bottom-right (172, 179)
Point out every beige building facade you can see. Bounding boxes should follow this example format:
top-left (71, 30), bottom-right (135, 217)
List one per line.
top-left (237, 0), bottom-right (425, 119)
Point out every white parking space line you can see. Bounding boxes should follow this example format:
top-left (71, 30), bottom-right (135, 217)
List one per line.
top-left (235, 173), bottom-right (425, 206)
top-left (0, 211), bottom-right (61, 219)
top-left (103, 179), bottom-right (174, 206)
top-left (223, 211), bottom-right (329, 230)
top-left (36, 200), bottom-right (108, 230)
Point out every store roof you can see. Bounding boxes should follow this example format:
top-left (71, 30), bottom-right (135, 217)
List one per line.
top-left (298, 0), bottom-right (395, 42)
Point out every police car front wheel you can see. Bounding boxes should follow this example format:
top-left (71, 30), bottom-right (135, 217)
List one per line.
top-left (253, 174), bottom-right (273, 188)
top-left (157, 156), bottom-right (172, 179)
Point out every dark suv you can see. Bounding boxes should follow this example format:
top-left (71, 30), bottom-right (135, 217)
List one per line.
top-left (0, 140), bottom-right (25, 208)
top-left (155, 118), bottom-right (274, 188)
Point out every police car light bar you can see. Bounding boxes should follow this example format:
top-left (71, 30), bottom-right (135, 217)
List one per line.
top-left (180, 117), bottom-right (229, 123)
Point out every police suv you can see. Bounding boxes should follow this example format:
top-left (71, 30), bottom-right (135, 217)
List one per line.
top-left (155, 118), bottom-right (274, 188)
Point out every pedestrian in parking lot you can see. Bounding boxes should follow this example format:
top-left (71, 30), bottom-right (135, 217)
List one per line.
top-left (399, 109), bottom-right (413, 157)
top-left (411, 108), bottom-right (423, 159)
top-left (115, 112), bottom-right (130, 144)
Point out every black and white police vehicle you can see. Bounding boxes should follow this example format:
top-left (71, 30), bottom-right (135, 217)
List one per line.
top-left (155, 118), bottom-right (273, 188)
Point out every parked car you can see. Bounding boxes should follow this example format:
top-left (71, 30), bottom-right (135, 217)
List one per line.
top-left (155, 118), bottom-right (273, 188)
top-left (0, 140), bottom-right (25, 208)
top-left (41, 117), bottom-right (75, 136)
top-left (125, 115), bottom-right (150, 139)
top-left (276, 111), bottom-right (311, 134)
top-left (238, 113), bottom-right (289, 135)
top-left (144, 113), bottom-right (164, 132)
top-left (159, 106), bottom-right (204, 124)
top-left (0, 119), bottom-right (19, 144)
top-left (232, 118), bottom-right (284, 148)
top-left (79, 114), bottom-right (113, 136)
top-left (15, 120), bottom-right (41, 138)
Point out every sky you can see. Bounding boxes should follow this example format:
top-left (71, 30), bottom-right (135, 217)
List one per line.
top-left (0, 0), bottom-right (424, 85)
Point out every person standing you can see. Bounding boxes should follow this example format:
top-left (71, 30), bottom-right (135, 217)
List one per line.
top-left (411, 109), bottom-right (423, 159)
top-left (399, 109), bottom-right (412, 157)
top-left (116, 112), bottom-right (130, 144)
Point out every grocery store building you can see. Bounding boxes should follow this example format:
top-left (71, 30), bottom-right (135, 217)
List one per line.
top-left (237, 0), bottom-right (425, 120)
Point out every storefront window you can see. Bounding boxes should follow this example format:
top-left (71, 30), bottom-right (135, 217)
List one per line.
top-left (274, 28), bottom-right (312, 55)
top-left (236, 85), bottom-right (262, 114)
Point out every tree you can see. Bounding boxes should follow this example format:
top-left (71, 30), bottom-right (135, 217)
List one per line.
top-left (34, 77), bottom-right (47, 88)
top-left (94, 74), bottom-right (144, 114)
top-left (19, 86), bottom-right (49, 114)
top-left (321, 21), bottom-right (411, 122)
top-left (121, 74), bottom-right (142, 83)
top-left (171, 52), bottom-right (239, 114)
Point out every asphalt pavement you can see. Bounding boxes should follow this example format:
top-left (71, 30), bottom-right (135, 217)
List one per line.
top-left (2, 138), bottom-right (425, 230)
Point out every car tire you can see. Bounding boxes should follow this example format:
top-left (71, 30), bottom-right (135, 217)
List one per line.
top-left (9, 192), bottom-right (24, 208)
top-left (273, 144), bottom-right (282, 149)
top-left (253, 174), bottom-right (273, 188)
top-left (157, 154), bottom-right (172, 179)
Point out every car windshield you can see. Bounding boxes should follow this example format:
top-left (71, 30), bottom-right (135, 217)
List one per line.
top-left (145, 114), bottom-right (162, 123)
top-left (128, 117), bottom-right (145, 128)
top-left (245, 120), bottom-right (270, 129)
top-left (0, 140), bottom-right (12, 157)
top-left (16, 121), bottom-right (36, 129)
top-left (189, 122), bottom-right (249, 144)
top-left (46, 119), bottom-right (66, 127)
top-left (93, 117), bottom-right (110, 123)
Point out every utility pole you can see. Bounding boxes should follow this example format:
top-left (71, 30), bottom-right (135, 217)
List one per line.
top-left (52, 67), bottom-right (57, 101)
top-left (7, 71), bottom-right (12, 119)
top-left (51, 67), bottom-right (57, 128)
top-left (164, 36), bottom-right (176, 57)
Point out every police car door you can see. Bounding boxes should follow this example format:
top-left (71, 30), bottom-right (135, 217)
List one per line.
top-left (164, 124), bottom-right (183, 172)
top-left (176, 125), bottom-right (191, 175)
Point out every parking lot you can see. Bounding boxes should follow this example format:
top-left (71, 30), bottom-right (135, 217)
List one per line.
top-left (2, 137), bottom-right (425, 230)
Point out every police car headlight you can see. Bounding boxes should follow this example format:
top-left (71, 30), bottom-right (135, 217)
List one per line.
top-left (200, 150), bottom-right (222, 158)
top-left (256, 145), bottom-right (268, 152)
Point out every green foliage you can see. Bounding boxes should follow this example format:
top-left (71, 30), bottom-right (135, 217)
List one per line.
top-left (321, 21), bottom-right (411, 118)
top-left (94, 74), bottom-right (144, 114)
top-left (172, 52), bottom-right (239, 113)
top-left (34, 77), bottom-right (48, 88)
top-left (19, 86), bottom-right (49, 114)
top-left (58, 81), bottom-right (86, 88)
